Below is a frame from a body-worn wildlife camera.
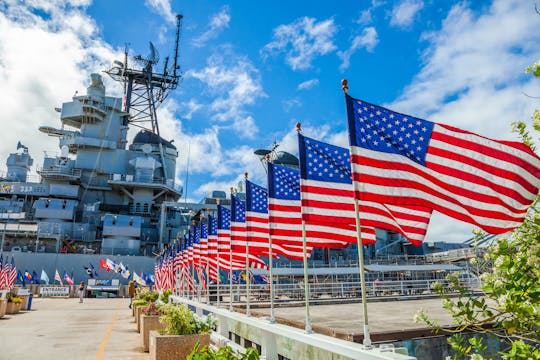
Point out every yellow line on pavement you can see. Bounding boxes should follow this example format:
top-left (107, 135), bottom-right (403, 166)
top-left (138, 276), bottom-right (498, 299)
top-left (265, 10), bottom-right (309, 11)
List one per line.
top-left (95, 301), bottom-right (122, 360)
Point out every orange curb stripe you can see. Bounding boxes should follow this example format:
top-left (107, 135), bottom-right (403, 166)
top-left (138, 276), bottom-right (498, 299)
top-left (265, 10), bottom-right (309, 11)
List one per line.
top-left (95, 301), bottom-right (122, 360)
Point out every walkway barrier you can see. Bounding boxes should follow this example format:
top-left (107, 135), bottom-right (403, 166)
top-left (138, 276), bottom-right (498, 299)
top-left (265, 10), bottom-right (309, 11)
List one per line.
top-left (171, 295), bottom-right (416, 360)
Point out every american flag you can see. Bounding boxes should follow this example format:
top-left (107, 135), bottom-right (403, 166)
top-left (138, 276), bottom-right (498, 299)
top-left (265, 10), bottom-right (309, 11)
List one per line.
top-left (219, 204), bottom-right (268, 270)
top-left (63, 271), bottom-right (75, 285)
top-left (268, 162), bottom-right (362, 247)
top-left (0, 255), bottom-right (4, 289)
top-left (7, 257), bottom-right (16, 289)
top-left (54, 269), bottom-right (63, 286)
top-left (298, 133), bottom-right (432, 245)
top-left (230, 194), bottom-right (248, 252)
top-left (246, 179), bottom-right (310, 260)
top-left (207, 215), bottom-right (221, 282)
top-left (345, 94), bottom-right (540, 234)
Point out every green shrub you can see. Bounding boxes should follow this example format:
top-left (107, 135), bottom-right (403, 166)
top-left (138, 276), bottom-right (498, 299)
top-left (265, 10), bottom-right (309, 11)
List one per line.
top-left (132, 299), bottom-right (149, 308)
top-left (6, 292), bottom-right (23, 304)
top-left (160, 289), bottom-right (172, 304)
top-left (159, 303), bottom-right (215, 336)
top-left (188, 343), bottom-right (260, 360)
top-left (141, 291), bottom-right (159, 302)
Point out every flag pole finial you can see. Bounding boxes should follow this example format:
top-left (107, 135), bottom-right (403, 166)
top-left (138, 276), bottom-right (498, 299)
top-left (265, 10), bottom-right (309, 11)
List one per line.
top-left (341, 79), bottom-right (348, 94)
top-left (296, 122), bottom-right (302, 133)
top-left (265, 153), bottom-right (271, 163)
top-left (244, 172), bottom-right (248, 179)
top-left (230, 186), bottom-right (234, 195)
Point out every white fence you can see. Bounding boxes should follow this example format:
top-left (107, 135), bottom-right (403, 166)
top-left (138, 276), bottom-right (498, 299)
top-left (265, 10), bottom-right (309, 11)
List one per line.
top-left (171, 296), bottom-right (415, 360)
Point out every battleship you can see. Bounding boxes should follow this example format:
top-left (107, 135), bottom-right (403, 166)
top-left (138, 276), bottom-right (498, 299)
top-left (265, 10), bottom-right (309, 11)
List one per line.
top-left (0, 13), bottom-right (480, 285)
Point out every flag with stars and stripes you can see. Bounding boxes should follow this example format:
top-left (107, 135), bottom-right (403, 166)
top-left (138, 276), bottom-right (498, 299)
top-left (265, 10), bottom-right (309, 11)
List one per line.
top-left (268, 162), bottom-right (367, 246)
top-left (345, 94), bottom-right (540, 234)
top-left (298, 133), bottom-right (432, 245)
top-left (230, 194), bottom-right (248, 252)
top-left (246, 179), bottom-right (308, 260)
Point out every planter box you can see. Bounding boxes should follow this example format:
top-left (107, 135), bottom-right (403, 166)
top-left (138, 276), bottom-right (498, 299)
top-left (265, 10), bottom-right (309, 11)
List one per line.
top-left (20, 295), bottom-right (30, 311)
top-left (6, 302), bottom-right (21, 314)
top-left (136, 306), bottom-right (144, 332)
top-left (0, 299), bottom-right (6, 318)
top-left (149, 331), bottom-right (210, 360)
top-left (141, 315), bottom-right (166, 352)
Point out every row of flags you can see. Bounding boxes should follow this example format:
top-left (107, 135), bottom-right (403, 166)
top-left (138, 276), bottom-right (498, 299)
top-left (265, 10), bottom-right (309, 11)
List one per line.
top-left (154, 90), bottom-right (540, 294)
top-left (0, 255), bottom-right (17, 289)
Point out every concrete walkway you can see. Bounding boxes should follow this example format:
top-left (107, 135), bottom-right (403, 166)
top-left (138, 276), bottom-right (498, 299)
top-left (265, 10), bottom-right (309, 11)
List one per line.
top-left (0, 298), bottom-right (148, 360)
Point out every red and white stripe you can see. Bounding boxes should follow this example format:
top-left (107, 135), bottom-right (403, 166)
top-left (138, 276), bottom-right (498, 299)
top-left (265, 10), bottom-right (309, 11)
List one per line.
top-left (300, 179), bottom-right (432, 245)
top-left (351, 123), bottom-right (540, 234)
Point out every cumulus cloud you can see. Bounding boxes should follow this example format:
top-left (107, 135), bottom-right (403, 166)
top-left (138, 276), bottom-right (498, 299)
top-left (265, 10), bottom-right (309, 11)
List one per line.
top-left (388, 0), bottom-right (540, 241)
top-left (338, 27), bottom-right (379, 71)
top-left (187, 50), bottom-right (265, 138)
top-left (390, 0), bottom-right (424, 28)
top-left (357, 0), bottom-right (385, 25)
top-left (144, 0), bottom-right (176, 25)
top-left (297, 78), bottom-right (319, 91)
top-left (0, 1), bottom-right (120, 175)
top-left (261, 17), bottom-right (337, 70)
top-left (192, 6), bottom-right (231, 47)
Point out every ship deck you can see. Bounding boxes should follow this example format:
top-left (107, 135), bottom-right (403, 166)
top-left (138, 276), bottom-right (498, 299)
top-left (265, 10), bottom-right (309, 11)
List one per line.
top-left (0, 297), bottom-right (455, 359)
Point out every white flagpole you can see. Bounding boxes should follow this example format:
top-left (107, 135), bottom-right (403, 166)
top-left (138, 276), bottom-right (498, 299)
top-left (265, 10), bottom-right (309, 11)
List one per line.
top-left (343, 79), bottom-right (372, 347)
top-left (266, 155), bottom-right (275, 323)
top-left (229, 188), bottom-right (234, 312)
top-left (244, 173), bottom-right (251, 317)
top-left (215, 204), bottom-right (221, 308)
top-left (296, 123), bottom-right (312, 334)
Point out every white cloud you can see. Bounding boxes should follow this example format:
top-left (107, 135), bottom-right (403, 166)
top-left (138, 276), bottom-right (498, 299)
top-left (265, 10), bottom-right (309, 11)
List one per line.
top-left (0, 1), bottom-right (120, 175)
top-left (357, 0), bottom-right (385, 25)
top-left (187, 50), bottom-right (265, 138)
top-left (297, 78), bottom-right (319, 91)
top-left (261, 17), bottom-right (337, 70)
top-left (390, 0), bottom-right (424, 28)
top-left (192, 6), bottom-right (231, 47)
top-left (180, 99), bottom-right (202, 120)
top-left (283, 98), bottom-right (302, 112)
top-left (388, 0), bottom-right (540, 242)
top-left (144, 0), bottom-right (176, 25)
top-left (338, 27), bottom-right (379, 71)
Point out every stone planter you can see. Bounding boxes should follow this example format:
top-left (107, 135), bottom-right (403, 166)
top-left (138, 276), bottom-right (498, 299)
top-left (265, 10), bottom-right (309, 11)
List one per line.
top-left (141, 315), bottom-right (166, 352)
top-left (0, 299), bottom-right (6, 318)
top-left (149, 331), bottom-right (210, 360)
top-left (20, 295), bottom-right (30, 311)
top-left (6, 302), bottom-right (21, 314)
top-left (136, 306), bottom-right (144, 332)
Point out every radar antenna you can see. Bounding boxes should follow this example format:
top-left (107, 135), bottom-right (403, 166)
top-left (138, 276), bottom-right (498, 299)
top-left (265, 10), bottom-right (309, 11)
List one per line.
top-left (105, 14), bottom-right (184, 179)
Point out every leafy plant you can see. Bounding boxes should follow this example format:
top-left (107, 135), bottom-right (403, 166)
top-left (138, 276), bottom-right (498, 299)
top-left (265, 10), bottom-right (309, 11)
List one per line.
top-left (159, 303), bottom-right (215, 336)
top-left (132, 299), bottom-right (149, 308)
top-left (141, 291), bottom-right (159, 302)
top-left (141, 302), bottom-right (161, 316)
top-left (160, 289), bottom-right (172, 304)
top-left (188, 342), bottom-right (260, 360)
top-left (6, 292), bottom-right (22, 304)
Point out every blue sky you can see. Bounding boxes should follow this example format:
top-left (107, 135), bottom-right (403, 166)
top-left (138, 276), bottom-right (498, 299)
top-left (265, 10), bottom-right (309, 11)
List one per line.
top-left (1, 0), bottom-right (539, 243)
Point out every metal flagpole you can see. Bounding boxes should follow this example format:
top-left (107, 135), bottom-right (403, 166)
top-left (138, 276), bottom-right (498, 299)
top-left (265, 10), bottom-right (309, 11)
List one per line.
top-left (342, 79), bottom-right (372, 347)
top-left (229, 188), bottom-right (234, 312)
top-left (215, 205), bottom-right (221, 308)
top-left (296, 123), bottom-right (312, 333)
top-left (301, 220), bottom-right (312, 333)
top-left (244, 173), bottom-right (251, 317)
top-left (266, 154), bottom-right (275, 323)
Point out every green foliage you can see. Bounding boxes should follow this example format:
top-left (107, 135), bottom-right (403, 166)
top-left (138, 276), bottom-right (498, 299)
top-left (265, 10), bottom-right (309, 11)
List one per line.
top-left (188, 342), bottom-right (260, 360)
top-left (160, 289), bottom-right (172, 304)
top-left (141, 291), bottom-right (159, 302)
top-left (6, 292), bottom-right (22, 304)
top-left (159, 303), bottom-right (216, 336)
top-left (417, 61), bottom-right (540, 359)
top-left (132, 299), bottom-right (149, 308)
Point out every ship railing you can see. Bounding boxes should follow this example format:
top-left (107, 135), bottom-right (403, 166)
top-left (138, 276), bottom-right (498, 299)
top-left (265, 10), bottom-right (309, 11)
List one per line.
top-left (108, 173), bottom-right (178, 188)
top-left (198, 278), bottom-right (480, 305)
top-left (424, 248), bottom-right (482, 263)
top-left (37, 166), bottom-right (82, 178)
top-left (171, 296), bottom-right (416, 360)
top-left (0, 172), bottom-right (42, 183)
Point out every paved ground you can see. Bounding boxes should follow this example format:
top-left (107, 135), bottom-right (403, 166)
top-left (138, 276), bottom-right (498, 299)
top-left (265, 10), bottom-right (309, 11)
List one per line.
top-left (253, 298), bottom-right (454, 335)
top-left (0, 297), bottom-right (148, 360)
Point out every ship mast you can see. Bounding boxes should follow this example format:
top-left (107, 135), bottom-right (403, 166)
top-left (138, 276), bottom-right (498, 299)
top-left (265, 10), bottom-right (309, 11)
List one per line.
top-left (105, 14), bottom-right (183, 179)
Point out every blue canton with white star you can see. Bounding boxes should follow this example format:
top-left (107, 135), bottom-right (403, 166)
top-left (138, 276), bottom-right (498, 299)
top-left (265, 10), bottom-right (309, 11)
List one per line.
top-left (347, 95), bottom-right (434, 166)
top-left (231, 194), bottom-right (246, 222)
top-left (208, 215), bottom-right (218, 235)
top-left (201, 224), bottom-right (208, 239)
top-left (217, 205), bottom-right (231, 230)
top-left (246, 180), bottom-right (268, 214)
top-left (299, 134), bottom-right (352, 185)
top-left (194, 226), bottom-right (201, 245)
top-left (268, 163), bottom-right (300, 200)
